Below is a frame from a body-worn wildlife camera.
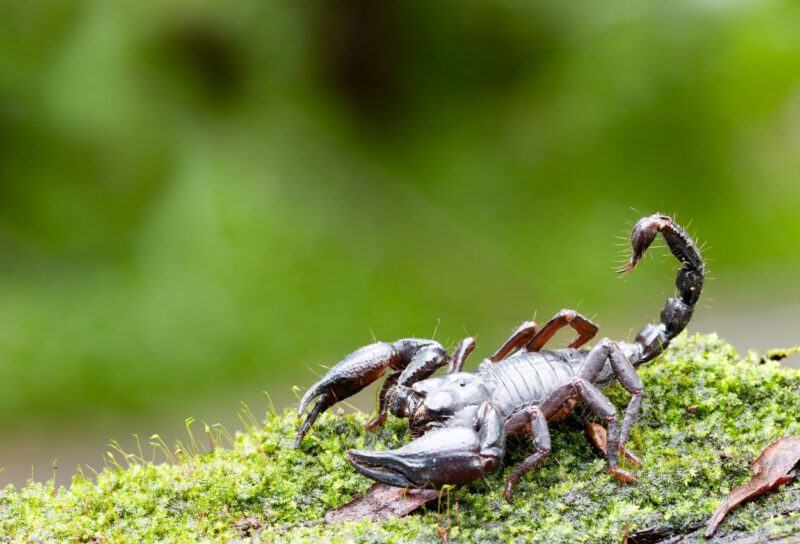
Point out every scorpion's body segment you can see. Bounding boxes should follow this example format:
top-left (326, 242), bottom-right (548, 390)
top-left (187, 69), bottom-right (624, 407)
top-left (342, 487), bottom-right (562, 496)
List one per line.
top-left (293, 214), bottom-right (705, 501)
top-left (479, 349), bottom-right (615, 431)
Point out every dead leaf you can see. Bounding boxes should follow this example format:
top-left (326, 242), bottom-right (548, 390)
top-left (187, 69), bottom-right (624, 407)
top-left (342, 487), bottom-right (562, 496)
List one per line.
top-left (325, 483), bottom-right (445, 523)
top-left (705, 435), bottom-right (800, 538)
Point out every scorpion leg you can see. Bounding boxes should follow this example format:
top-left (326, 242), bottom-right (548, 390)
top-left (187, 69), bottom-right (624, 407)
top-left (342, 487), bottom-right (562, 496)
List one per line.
top-left (571, 377), bottom-right (635, 483)
top-left (532, 339), bottom-right (636, 484)
top-left (586, 422), bottom-right (642, 467)
top-left (488, 321), bottom-right (538, 362)
top-left (364, 370), bottom-right (401, 431)
top-left (573, 338), bottom-right (638, 482)
top-left (503, 406), bottom-right (551, 502)
top-left (448, 337), bottom-right (477, 373)
top-left (603, 341), bottom-right (644, 460)
top-left (526, 309), bottom-right (598, 352)
top-left (395, 344), bottom-right (449, 386)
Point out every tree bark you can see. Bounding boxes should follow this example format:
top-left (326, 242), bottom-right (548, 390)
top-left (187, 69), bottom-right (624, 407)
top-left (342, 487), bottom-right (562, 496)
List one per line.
top-left (628, 497), bottom-right (800, 543)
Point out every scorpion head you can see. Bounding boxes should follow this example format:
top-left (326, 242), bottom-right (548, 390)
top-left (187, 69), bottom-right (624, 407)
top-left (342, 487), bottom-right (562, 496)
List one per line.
top-left (389, 372), bottom-right (493, 436)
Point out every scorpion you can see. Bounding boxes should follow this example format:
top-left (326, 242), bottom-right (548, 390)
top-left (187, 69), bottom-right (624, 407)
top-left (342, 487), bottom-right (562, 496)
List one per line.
top-left (294, 214), bottom-right (704, 501)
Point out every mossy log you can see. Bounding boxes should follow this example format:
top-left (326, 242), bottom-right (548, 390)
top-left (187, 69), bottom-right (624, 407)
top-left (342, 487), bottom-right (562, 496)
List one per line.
top-left (1, 334), bottom-right (800, 543)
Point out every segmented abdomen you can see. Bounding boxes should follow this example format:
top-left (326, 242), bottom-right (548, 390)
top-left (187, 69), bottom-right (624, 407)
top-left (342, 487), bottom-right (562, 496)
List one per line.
top-left (479, 349), bottom-right (586, 419)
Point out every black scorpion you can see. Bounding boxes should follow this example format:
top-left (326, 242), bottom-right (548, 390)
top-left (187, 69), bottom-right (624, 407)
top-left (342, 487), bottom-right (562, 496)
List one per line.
top-left (293, 214), bottom-right (704, 500)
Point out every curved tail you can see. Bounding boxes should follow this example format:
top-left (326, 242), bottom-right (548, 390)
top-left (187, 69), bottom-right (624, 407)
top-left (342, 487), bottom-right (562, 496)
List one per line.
top-left (620, 214), bottom-right (705, 364)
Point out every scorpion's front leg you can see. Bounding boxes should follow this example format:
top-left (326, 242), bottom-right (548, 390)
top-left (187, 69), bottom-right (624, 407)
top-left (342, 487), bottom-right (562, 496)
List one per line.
top-left (348, 402), bottom-right (506, 489)
top-left (447, 337), bottom-right (477, 373)
top-left (363, 370), bottom-right (401, 431)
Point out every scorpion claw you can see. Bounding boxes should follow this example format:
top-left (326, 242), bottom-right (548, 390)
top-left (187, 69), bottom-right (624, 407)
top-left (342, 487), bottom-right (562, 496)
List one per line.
top-left (348, 408), bottom-right (504, 489)
top-left (294, 342), bottom-right (403, 448)
top-left (348, 449), bottom-right (420, 488)
top-left (348, 450), bottom-right (416, 488)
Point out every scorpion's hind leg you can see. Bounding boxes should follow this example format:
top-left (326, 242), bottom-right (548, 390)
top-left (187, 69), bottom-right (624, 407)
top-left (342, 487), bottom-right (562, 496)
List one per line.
top-left (572, 377), bottom-right (635, 483)
top-left (486, 310), bottom-right (596, 363)
top-left (525, 309), bottom-right (599, 352)
top-left (503, 406), bottom-right (551, 502)
top-left (584, 338), bottom-right (645, 465)
top-left (532, 342), bottom-right (637, 485)
top-left (574, 338), bottom-right (644, 481)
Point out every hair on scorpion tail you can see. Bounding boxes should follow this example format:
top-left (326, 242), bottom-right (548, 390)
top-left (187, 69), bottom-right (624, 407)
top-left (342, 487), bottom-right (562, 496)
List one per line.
top-left (619, 214), bottom-right (704, 365)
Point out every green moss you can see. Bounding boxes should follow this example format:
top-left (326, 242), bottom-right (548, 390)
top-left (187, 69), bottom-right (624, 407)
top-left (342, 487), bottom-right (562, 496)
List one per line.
top-left (2, 334), bottom-right (800, 543)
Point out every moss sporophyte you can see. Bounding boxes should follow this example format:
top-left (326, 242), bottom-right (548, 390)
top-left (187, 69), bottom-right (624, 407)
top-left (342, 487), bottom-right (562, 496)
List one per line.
top-left (1, 334), bottom-right (800, 543)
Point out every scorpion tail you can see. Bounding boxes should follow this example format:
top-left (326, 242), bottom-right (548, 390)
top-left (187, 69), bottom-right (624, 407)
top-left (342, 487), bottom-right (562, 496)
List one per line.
top-left (620, 214), bottom-right (704, 364)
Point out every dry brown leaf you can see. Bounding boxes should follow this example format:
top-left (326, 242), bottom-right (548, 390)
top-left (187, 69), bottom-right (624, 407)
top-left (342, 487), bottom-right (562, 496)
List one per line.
top-left (705, 435), bottom-right (800, 538)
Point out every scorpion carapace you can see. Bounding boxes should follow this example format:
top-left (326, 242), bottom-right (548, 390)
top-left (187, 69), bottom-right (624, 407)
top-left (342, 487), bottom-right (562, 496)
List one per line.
top-left (294, 214), bottom-right (704, 501)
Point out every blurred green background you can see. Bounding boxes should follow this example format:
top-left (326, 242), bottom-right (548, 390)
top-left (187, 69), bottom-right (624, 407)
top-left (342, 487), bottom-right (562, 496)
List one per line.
top-left (1, 0), bottom-right (799, 485)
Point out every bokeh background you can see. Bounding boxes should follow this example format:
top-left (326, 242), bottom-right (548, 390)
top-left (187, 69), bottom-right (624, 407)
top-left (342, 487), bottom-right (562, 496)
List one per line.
top-left (1, 0), bottom-right (799, 486)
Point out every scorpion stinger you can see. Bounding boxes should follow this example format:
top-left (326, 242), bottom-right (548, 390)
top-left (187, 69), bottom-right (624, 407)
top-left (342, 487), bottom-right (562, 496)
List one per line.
top-left (295, 214), bottom-right (705, 502)
top-left (622, 214), bottom-right (704, 364)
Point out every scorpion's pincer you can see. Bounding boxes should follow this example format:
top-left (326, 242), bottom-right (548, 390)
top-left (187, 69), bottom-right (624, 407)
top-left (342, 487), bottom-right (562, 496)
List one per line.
top-left (348, 402), bottom-right (505, 489)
